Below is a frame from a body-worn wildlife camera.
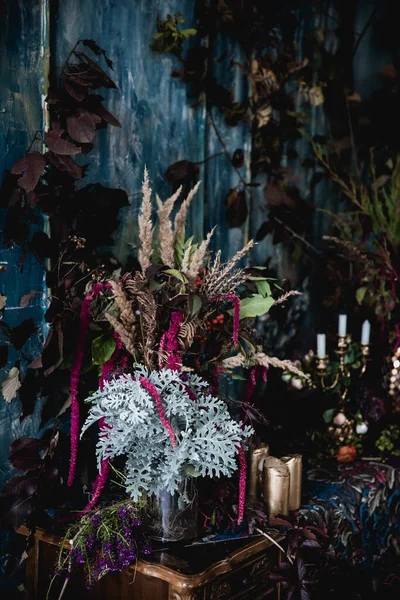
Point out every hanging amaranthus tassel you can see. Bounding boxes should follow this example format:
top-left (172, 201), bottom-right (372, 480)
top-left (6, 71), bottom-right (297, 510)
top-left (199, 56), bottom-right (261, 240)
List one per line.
top-left (68, 282), bottom-right (107, 487)
top-left (139, 376), bottom-right (177, 448)
top-left (237, 444), bottom-right (247, 525)
top-left (80, 336), bottom-right (126, 513)
top-left (210, 365), bottom-right (221, 396)
top-left (212, 294), bottom-right (240, 345)
top-left (242, 365), bottom-right (268, 423)
top-left (165, 311), bottom-right (184, 370)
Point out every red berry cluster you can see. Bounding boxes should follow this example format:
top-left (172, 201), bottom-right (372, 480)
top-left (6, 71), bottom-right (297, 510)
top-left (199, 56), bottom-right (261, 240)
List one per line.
top-left (207, 313), bottom-right (224, 331)
top-left (194, 267), bottom-right (206, 287)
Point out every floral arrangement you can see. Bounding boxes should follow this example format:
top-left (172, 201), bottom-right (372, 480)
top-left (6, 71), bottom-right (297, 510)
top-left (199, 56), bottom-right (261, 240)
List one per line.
top-left (65, 170), bottom-right (305, 526)
top-left (81, 367), bottom-right (253, 500)
top-left (52, 501), bottom-right (150, 592)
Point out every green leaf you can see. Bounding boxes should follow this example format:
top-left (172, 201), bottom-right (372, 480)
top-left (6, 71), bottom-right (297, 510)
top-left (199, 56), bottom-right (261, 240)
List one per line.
top-left (190, 294), bottom-right (202, 317)
top-left (255, 280), bottom-right (271, 297)
top-left (231, 374), bottom-right (247, 381)
top-left (356, 286), bottom-right (367, 305)
top-left (181, 28), bottom-right (197, 38)
top-left (92, 334), bottom-right (116, 366)
top-left (323, 408), bottom-right (335, 424)
top-left (164, 269), bottom-right (188, 283)
top-left (174, 229), bottom-right (186, 268)
top-left (238, 295), bottom-right (274, 319)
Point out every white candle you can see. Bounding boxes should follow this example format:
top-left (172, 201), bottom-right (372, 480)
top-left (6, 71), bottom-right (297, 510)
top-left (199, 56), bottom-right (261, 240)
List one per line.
top-left (361, 320), bottom-right (371, 345)
top-left (338, 314), bottom-right (347, 337)
top-left (317, 334), bottom-right (326, 358)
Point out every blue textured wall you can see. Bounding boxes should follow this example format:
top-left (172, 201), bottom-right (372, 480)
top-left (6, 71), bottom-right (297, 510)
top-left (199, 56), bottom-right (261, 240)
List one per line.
top-left (0, 0), bottom-right (49, 489)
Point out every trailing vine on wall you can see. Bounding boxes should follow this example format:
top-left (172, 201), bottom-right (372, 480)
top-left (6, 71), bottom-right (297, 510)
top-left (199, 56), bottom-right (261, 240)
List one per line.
top-left (0, 40), bottom-right (128, 528)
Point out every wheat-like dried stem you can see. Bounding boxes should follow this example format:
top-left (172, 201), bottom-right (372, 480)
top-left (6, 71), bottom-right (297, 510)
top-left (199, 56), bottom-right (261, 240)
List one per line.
top-left (323, 235), bottom-right (368, 261)
top-left (224, 239), bottom-right (255, 273)
top-left (173, 181), bottom-right (201, 241)
top-left (202, 240), bottom-right (254, 296)
top-left (138, 167), bottom-right (154, 271)
top-left (105, 313), bottom-right (136, 357)
top-left (274, 290), bottom-right (302, 306)
top-left (254, 353), bottom-right (309, 379)
top-left (109, 281), bottom-right (135, 329)
top-left (156, 187), bottom-right (182, 267)
top-left (186, 227), bottom-right (216, 279)
top-left (181, 243), bottom-right (193, 274)
top-left (222, 352), bottom-right (309, 379)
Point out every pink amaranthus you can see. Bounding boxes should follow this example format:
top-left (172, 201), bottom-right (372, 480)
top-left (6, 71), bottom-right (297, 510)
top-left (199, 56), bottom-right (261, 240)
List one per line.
top-left (68, 283), bottom-right (108, 487)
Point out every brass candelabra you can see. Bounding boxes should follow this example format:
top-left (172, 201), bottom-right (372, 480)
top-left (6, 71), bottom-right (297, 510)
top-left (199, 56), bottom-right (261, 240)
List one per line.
top-left (316, 335), bottom-right (370, 410)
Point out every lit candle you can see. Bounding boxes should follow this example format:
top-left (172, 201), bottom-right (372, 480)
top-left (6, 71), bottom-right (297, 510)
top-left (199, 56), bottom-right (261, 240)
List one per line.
top-left (338, 314), bottom-right (347, 337)
top-left (317, 334), bottom-right (326, 358)
top-left (361, 320), bottom-right (370, 345)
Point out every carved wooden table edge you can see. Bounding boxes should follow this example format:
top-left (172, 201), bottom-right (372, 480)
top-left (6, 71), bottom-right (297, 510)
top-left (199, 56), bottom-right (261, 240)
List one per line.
top-left (137, 534), bottom-right (285, 589)
top-left (18, 525), bottom-right (285, 598)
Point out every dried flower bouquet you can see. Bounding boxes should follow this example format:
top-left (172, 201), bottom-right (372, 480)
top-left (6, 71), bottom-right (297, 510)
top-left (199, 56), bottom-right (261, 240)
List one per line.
top-left (67, 170), bottom-right (306, 526)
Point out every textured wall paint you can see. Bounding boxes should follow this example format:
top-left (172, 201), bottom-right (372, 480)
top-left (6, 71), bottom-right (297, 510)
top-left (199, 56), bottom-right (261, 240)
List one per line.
top-left (53, 0), bottom-right (207, 263)
top-left (0, 0), bottom-right (49, 489)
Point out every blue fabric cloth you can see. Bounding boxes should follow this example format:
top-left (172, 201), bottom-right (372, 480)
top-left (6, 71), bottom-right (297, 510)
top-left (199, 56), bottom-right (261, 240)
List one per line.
top-left (302, 461), bottom-right (400, 571)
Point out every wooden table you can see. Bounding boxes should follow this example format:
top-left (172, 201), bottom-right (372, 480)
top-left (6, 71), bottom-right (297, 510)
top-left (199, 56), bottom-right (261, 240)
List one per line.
top-left (19, 526), bottom-right (284, 599)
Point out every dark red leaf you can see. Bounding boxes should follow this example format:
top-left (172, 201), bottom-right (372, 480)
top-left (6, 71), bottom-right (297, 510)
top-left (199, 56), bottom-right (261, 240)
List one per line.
top-left (45, 151), bottom-right (83, 180)
top-left (9, 437), bottom-right (47, 471)
top-left (2, 472), bottom-right (39, 497)
top-left (62, 75), bottom-right (86, 102)
top-left (44, 131), bottom-right (81, 155)
top-left (11, 156), bottom-right (28, 175)
top-left (0, 345), bottom-right (8, 368)
top-left (20, 291), bottom-right (37, 308)
top-left (225, 188), bottom-right (248, 228)
top-left (92, 103), bottom-right (121, 127)
top-left (2, 202), bottom-right (28, 247)
top-left (17, 152), bottom-right (46, 191)
top-left (66, 110), bottom-right (97, 143)
top-left (42, 323), bottom-right (64, 377)
top-left (232, 148), bottom-right (244, 168)
top-left (19, 370), bottom-right (41, 421)
top-left (165, 160), bottom-right (197, 189)
top-left (82, 39), bottom-right (114, 70)
top-left (10, 319), bottom-right (37, 349)
top-left (264, 183), bottom-right (295, 207)
top-left (0, 172), bottom-right (19, 208)
top-left (82, 39), bottom-right (103, 56)
top-left (255, 220), bottom-right (272, 241)
top-left (81, 54), bottom-right (117, 88)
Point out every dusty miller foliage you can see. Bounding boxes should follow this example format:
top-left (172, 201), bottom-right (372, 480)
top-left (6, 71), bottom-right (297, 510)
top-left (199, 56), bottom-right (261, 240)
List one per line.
top-left (82, 366), bottom-right (253, 500)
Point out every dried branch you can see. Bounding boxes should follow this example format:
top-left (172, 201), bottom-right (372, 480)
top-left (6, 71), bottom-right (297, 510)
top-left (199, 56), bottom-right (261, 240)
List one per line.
top-left (273, 290), bottom-right (302, 306)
